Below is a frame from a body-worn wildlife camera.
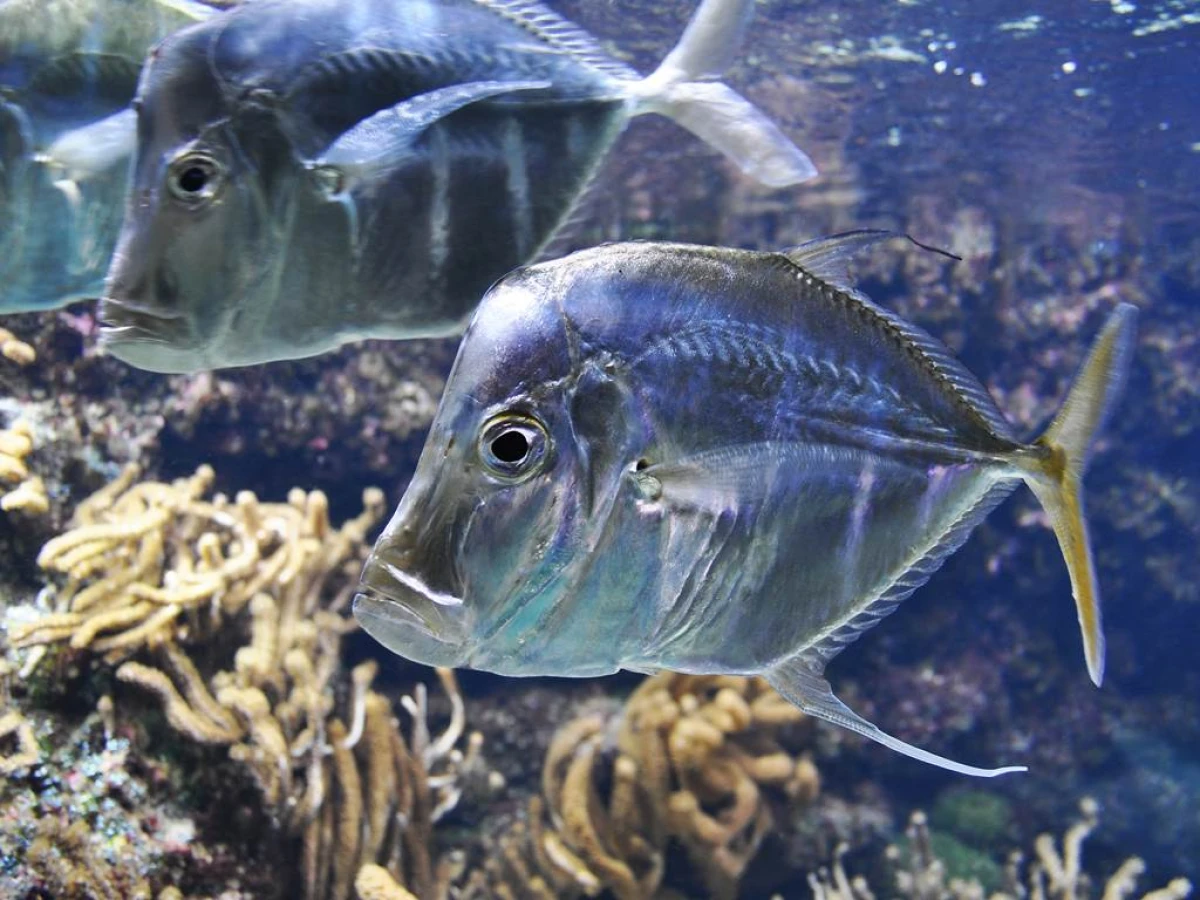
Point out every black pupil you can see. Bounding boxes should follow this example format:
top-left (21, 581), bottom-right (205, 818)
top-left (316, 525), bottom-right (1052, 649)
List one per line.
top-left (178, 166), bottom-right (208, 193)
top-left (491, 429), bottom-right (530, 465)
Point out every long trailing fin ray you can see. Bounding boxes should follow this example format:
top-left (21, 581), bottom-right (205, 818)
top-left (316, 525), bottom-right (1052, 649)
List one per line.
top-left (768, 655), bottom-right (1026, 778)
top-left (1017, 303), bottom-right (1138, 687)
top-left (803, 480), bottom-right (1019, 671)
top-left (629, 0), bottom-right (816, 186)
top-left (783, 231), bottom-right (1017, 440)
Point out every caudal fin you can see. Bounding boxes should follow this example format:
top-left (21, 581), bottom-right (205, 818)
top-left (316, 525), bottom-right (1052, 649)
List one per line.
top-left (1018, 303), bottom-right (1138, 687)
top-left (630, 0), bottom-right (818, 187)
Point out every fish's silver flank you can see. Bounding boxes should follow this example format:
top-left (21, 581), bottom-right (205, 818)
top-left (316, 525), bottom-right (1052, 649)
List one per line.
top-left (99, 0), bottom-right (816, 372)
top-left (355, 233), bottom-right (1137, 778)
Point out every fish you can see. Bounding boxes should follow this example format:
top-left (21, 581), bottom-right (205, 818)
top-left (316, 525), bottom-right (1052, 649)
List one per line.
top-left (99, 0), bottom-right (818, 373)
top-left (0, 0), bottom-right (225, 312)
top-left (353, 231), bottom-right (1138, 777)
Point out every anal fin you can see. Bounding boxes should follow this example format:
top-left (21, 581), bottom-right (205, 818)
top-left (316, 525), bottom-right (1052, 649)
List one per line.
top-left (766, 654), bottom-right (1026, 778)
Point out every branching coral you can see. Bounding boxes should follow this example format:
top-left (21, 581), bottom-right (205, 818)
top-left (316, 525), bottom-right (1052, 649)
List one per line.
top-left (462, 673), bottom-right (821, 900)
top-left (0, 418), bottom-right (47, 515)
top-left (863, 800), bottom-right (1195, 900)
top-left (6, 464), bottom-right (498, 900)
top-left (0, 326), bottom-right (36, 366)
top-left (11, 463), bottom-right (382, 660)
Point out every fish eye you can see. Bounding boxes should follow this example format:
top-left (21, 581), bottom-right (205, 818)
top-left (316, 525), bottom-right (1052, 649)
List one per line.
top-left (167, 152), bottom-right (222, 204)
top-left (478, 413), bottom-right (550, 481)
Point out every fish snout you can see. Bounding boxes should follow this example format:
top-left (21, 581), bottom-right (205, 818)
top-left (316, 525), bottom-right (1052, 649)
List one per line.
top-left (354, 541), bottom-right (473, 668)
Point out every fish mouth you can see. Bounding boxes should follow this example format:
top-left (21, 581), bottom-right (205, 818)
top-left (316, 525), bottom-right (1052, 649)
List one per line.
top-left (353, 555), bottom-right (472, 668)
top-left (97, 297), bottom-right (192, 345)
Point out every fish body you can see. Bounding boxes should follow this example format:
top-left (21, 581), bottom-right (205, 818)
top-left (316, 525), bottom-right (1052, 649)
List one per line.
top-left (355, 233), bottom-right (1137, 777)
top-left (0, 0), bottom-right (223, 312)
top-left (100, 0), bottom-right (817, 372)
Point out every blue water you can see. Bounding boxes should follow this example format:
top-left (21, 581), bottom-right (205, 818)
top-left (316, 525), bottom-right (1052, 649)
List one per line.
top-left (1, 0), bottom-right (1198, 895)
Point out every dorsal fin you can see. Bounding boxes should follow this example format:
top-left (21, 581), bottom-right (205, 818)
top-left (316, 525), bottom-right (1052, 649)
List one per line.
top-left (784, 231), bottom-right (1018, 442)
top-left (468, 0), bottom-right (639, 81)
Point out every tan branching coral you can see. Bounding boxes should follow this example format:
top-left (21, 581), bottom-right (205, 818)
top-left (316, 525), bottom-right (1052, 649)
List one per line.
top-left (0, 708), bottom-right (39, 775)
top-left (463, 672), bottom-right (820, 900)
top-left (883, 800), bottom-right (1193, 900)
top-left (11, 464), bottom-right (384, 660)
top-left (6, 465), bottom-right (501, 900)
top-left (0, 418), bottom-right (47, 516)
top-left (0, 326), bottom-right (36, 366)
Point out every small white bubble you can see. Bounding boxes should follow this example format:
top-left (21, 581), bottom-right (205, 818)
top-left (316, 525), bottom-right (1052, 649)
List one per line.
top-left (1159, 121), bottom-right (1170, 130)
top-left (934, 60), bottom-right (948, 74)
top-left (970, 72), bottom-right (987, 87)
top-left (945, 40), bottom-right (958, 50)
top-left (1073, 87), bottom-right (1094, 97)
top-left (1062, 60), bottom-right (1077, 74)
top-left (887, 126), bottom-right (902, 147)
top-left (952, 66), bottom-right (965, 76)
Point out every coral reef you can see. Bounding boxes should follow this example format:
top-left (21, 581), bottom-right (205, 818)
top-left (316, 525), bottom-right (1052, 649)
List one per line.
top-left (4, 465), bottom-right (498, 899)
top-left (10, 463), bottom-right (382, 663)
top-left (812, 800), bottom-right (1193, 900)
top-left (461, 672), bottom-right (821, 900)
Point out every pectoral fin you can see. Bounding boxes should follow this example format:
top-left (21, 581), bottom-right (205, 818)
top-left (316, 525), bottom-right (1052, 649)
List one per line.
top-left (767, 654), bottom-right (1026, 778)
top-left (312, 80), bottom-right (551, 187)
top-left (36, 108), bottom-right (137, 183)
top-left (151, 0), bottom-right (224, 20)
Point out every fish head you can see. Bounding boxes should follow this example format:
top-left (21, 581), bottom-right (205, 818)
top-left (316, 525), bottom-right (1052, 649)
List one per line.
top-left (356, 264), bottom-right (643, 675)
top-left (99, 24), bottom-right (314, 372)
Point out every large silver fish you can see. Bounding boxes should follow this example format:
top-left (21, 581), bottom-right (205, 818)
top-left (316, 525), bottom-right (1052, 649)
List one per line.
top-left (0, 0), bottom-right (224, 312)
top-left (354, 232), bottom-right (1137, 777)
top-left (99, 0), bottom-right (817, 373)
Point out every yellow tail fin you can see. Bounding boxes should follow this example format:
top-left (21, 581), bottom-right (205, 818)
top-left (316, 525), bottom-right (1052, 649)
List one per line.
top-left (1019, 303), bottom-right (1138, 687)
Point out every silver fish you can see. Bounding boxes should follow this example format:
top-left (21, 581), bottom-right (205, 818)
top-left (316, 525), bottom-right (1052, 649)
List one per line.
top-left (99, 0), bottom-right (817, 373)
top-left (354, 232), bottom-right (1137, 777)
top-left (0, 0), bottom-right (224, 312)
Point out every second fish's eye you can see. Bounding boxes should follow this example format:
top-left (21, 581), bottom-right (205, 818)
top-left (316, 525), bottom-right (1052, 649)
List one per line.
top-left (168, 153), bottom-right (221, 203)
top-left (479, 414), bottom-right (550, 480)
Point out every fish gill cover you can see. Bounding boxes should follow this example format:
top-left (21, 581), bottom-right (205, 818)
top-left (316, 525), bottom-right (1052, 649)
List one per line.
top-left (0, 0), bottom-right (1199, 896)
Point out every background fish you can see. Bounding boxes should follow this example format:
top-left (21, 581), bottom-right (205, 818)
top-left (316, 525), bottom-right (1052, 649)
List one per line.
top-left (354, 233), bottom-right (1137, 778)
top-left (0, 0), bottom-right (225, 312)
top-left (100, 0), bottom-right (818, 373)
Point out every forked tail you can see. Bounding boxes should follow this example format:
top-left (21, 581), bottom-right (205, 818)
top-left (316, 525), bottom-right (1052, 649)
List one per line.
top-left (629, 0), bottom-right (818, 187)
top-left (1016, 303), bottom-right (1139, 687)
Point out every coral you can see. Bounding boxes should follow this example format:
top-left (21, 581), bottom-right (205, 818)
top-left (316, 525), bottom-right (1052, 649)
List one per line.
top-left (880, 801), bottom-right (1194, 900)
top-left (0, 417), bottom-right (48, 516)
top-left (0, 708), bottom-right (39, 774)
top-left (0, 326), bottom-right (36, 367)
top-left (462, 672), bottom-right (821, 900)
top-left (5, 464), bottom-right (502, 899)
top-left (10, 463), bottom-right (384, 661)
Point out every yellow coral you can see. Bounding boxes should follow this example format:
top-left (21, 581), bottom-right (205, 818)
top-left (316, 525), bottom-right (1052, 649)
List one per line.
top-left (0, 326), bottom-right (35, 366)
top-left (12, 465), bottom-right (384, 660)
top-left (0, 419), bottom-right (46, 516)
top-left (466, 672), bottom-right (820, 900)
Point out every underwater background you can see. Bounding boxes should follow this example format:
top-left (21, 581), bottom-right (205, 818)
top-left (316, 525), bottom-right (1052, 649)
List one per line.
top-left (1, 0), bottom-right (1198, 897)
